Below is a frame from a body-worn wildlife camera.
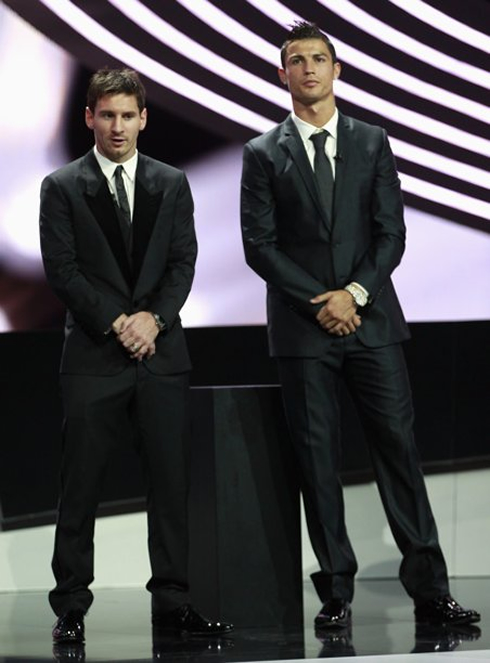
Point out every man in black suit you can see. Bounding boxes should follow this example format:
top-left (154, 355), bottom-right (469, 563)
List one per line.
top-left (40, 68), bottom-right (232, 643)
top-left (241, 22), bottom-right (479, 630)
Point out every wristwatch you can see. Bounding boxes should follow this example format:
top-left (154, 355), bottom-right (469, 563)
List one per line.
top-left (344, 283), bottom-right (368, 308)
top-left (151, 312), bottom-right (166, 333)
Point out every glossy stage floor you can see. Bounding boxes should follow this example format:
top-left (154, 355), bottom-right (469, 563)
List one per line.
top-left (0, 578), bottom-right (488, 662)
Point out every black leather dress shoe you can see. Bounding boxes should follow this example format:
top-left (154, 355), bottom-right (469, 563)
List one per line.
top-left (314, 598), bottom-right (352, 629)
top-left (152, 603), bottom-right (234, 636)
top-left (52, 610), bottom-right (85, 643)
top-left (414, 595), bottom-right (481, 626)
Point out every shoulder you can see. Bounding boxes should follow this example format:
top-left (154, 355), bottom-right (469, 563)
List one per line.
top-left (43, 154), bottom-right (87, 183)
top-left (340, 113), bottom-right (387, 142)
top-left (137, 153), bottom-right (184, 181)
top-left (244, 118), bottom-right (289, 154)
top-left (40, 154), bottom-right (94, 200)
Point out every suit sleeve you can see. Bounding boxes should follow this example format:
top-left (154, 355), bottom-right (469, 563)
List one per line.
top-left (40, 174), bottom-right (122, 335)
top-left (241, 141), bottom-right (327, 317)
top-left (145, 173), bottom-right (197, 328)
top-left (349, 131), bottom-right (406, 300)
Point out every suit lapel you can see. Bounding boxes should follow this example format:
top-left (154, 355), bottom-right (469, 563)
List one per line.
top-left (132, 155), bottom-right (163, 289)
top-left (82, 151), bottom-right (133, 286)
top-left (332, 112), bottom-right (352, 237)
top-left (279, 116), bottom-right (332, 231)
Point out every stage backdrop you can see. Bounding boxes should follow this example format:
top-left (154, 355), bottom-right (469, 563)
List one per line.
top-left (0, 0), bottom-right (488, 331)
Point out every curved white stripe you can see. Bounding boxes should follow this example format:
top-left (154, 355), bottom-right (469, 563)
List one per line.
top-left (388, 0), bottom-right (490, 53)
top-left (107, 0), bottom-right (290, 107)
top-left (390, 138), bottom-right (488, 190)
top-left (177, 0), bottom-right (278, 62)
top-left (399, 172), bottom-right (490, 219)
top-left (318, 0), bottom-right (490, 89)
top-left (245, 0), bottom-right (488, 125)
top-left (336, 80), bottom-right (490, 158)
top-left (38, 0), bottom-right (274, 134)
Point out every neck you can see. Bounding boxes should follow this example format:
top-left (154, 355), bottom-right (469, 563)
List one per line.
top-left (293, 99), bottom-right (336, 128)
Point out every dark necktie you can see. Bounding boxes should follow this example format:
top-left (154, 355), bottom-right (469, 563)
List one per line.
top-left (114, 165), bottom-right (132, 254)
top-left (309, 131), bottom-right (334, 216)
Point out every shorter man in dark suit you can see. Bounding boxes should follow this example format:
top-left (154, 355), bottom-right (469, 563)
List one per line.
top-left (241, 22), bottom-right (479, 631)
top-left (40, 68), bottom-right (232, 644)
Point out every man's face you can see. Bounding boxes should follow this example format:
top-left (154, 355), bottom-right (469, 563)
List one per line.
top-left (85, 93), bottom-right (147, 163)
top-left (278, 38), bottom-right (341, 107)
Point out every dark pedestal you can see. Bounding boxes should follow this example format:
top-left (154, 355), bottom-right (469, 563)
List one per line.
top-left (188, 386), bottom-right (303, 628)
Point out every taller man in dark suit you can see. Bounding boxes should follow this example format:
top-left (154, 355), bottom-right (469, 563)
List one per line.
top-left (40, 68), bottom-right (232, 644)
top-left (241, 22), bottom-right (479, 630)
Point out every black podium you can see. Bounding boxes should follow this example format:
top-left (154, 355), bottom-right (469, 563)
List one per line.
top-left (188, 386), bottom-right (303, 628)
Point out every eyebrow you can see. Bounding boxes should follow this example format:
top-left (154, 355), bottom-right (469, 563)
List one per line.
top-left (288, 51), bottom-right (328, 60)
top-left (288, 50), bottom-right (328, 58)
top-left (98, 109), bottom-right (138, 115)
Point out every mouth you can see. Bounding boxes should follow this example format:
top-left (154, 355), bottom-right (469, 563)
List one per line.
top-left (303, 80), bottom-right (320, 88)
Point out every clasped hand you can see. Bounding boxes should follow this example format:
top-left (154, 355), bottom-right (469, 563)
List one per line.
top-left (310, 289), bottom-right (362, 336)
top-left (112, 312), bottom-right (158, 360)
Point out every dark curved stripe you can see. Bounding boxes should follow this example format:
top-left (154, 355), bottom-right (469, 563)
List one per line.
top-left (403, 192), bottom-right (490, 234)
top-left (349, 0), bottom-right (489, 67)
top-left (396, 157), bottom-right (489, 203)
top-left (409, 0), bottom-right (489, 37)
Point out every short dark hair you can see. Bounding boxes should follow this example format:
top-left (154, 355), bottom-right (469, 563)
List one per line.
top-left (280, 21), bottom-right (337, 68)
top-left (86, 68), bottom-right (146, 112)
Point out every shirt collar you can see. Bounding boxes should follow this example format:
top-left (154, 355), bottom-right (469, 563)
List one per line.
top-left (292, 107), bottom-right (339, 142)
top-left (93, 146), bottom-right (138, 182)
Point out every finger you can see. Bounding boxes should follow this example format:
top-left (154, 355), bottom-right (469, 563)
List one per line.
top-left (325, 319), bottom-right (341, 330)
top-left (310, 292), bottom-right (330, 304)
top-left (132, 345), bottom-right (147, 360)
top-left (128, 341), bottom-right (144, 355)
top-left (317, 309), bottom-right (335, 324)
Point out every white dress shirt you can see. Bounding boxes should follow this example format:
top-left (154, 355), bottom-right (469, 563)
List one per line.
top-left (291, 107), bottom-right (339, 178)
top-left (93, 146), bottom-right (138, 221)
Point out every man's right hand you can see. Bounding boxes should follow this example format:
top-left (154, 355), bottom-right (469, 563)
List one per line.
top-left (330, 314), bottom-right (362, 336)
top-left (111, 313), bottom-right (128, 334)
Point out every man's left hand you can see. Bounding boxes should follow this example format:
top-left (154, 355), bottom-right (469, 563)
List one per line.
top-left (310, 290), bottom-right (362, 336)
top-left (117, 311), bottom-right (159, 360)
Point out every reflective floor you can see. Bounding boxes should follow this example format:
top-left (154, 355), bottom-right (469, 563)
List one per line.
top-left (0, 578), bottom-right (488, 662)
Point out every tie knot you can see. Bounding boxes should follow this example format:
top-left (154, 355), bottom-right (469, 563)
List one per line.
top-left (115, 165), bottom-right (124, 178)
top-left (310, 131), bottom-right (329, 150)
top-left (309, 131), bottom-right (329, 151)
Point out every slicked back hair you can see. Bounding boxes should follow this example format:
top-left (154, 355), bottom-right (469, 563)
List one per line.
top-left (280, 21), bottom-right (338, 68)
top-left (87, 68), bottom-right (146, 113)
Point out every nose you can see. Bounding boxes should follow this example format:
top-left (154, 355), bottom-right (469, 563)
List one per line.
top-left (112, 116), bottom-right (123, 133)
top-left (303, 58), bottom-right (315, 74)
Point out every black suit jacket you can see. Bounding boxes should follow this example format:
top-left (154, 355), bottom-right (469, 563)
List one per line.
top-left (40, 150), bottom-right (197, 375)
top-left (241, 112), bottom-right (410, 357)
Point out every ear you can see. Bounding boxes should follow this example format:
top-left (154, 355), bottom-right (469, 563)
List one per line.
top-left (277, 68), bottom-right (287, 86)
top-left (85, 106), bottom-right (94, 129)
top-left (333, 62), bottom-right (341, 80)
top-left (139, 107), bottom-right (148, 131)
